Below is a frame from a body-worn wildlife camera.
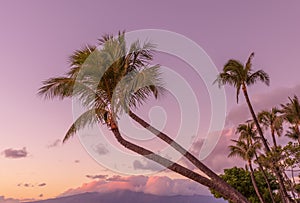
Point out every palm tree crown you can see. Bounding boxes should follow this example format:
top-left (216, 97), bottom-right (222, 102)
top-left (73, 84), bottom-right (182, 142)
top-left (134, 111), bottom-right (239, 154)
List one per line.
top-left (39, 32), bottom-right (163, 142)
top-left (258, 107), bottom-right (283, 148)
top-left (214, 52), bottom-right (270, 103)
top-left (281, 95), bottom-right (300, 125)
top-left (281, 95), bottom-right (300, 144)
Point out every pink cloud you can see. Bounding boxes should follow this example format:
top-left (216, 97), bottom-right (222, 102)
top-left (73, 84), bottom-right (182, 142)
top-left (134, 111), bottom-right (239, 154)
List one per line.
top-left (183, 128), bottom-right (244, 174)
top-left (226, 85), bottom-right (300, 126)
top-left (60, 175), bottom-right (209, 197)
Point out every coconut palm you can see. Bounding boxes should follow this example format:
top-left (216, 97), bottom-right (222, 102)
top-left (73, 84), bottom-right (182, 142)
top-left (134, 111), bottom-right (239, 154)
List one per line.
top-left (39, 32), bottom-right (249, 203)
top-left (236, 122), bottom-right (276, 203)
top-left (214, 52), bottom-right (270, 151)
top-left (229, 137), bottom-right (265, 203)
top-left (215, 53), bottom-right (292, 203)
top-left (286, 126), bottom-right (300, 144)
top-left (281, 96), bottom-right (300, 144)
top-left (258, 107), bottom-right (283, 148)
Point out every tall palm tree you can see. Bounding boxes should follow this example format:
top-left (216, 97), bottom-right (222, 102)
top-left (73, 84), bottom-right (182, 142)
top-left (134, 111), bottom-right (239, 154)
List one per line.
top-left (228, 137), bottom-right (265, 203)
top-left (215, 53), bottom-right (292, 203)
top-left (258, 107), bottom-right (283, 148)
top-left (39, 32), bottom-right (250, 203)
top-left (214, 52), bottom-right (270, 151)
top-left (236, 122), bottom-right (276, 203)
top-left (281, 95), bottom-right (300, 144)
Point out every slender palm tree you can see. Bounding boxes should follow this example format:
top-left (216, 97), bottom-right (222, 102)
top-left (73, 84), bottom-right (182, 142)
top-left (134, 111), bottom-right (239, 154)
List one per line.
top-left (215, 53), bottom-right (292, 203)
top-left (236, 122), bottom-right (276, 203)
top-left (39, 32), bottom-right (250, 203)
top-left (258, 107), bottom-right (283, 148)
top-left (214, 52), bottom-right (270, 151)
top-left (281, 96), bottom-right (300, 144)
top-left (229, 137), bottom-right (265, 203)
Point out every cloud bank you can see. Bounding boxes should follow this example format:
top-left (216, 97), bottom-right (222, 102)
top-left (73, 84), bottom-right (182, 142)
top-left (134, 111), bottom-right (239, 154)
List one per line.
top-left (226, 85), bottom-right (300, 126)
top-left (185, 128), bottom-right (243, 174)
top-left (60, 175), bottom-right (209, 197)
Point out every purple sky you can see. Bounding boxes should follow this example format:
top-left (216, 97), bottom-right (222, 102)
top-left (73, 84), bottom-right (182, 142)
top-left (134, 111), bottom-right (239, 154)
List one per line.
top-left (1, 1), bottom-right (300, 202)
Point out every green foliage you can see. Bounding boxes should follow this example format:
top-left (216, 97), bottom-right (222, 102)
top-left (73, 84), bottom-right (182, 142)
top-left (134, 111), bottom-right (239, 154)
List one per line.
top-left (210, 167), bottom-right (279, 203)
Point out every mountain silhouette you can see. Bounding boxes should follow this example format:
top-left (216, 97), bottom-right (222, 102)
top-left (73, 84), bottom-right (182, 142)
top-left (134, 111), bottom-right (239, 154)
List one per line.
top-left (23, 190), bottom-right (226, 203)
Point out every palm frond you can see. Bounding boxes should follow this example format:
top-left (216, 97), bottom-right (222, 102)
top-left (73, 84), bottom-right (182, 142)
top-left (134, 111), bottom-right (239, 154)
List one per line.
top-left (247, 69), bottom-right (270, 86)
top-left (281, 95), bottom-right (300, 125)
top-left (214, 73), bottom-right (239, 88)
top-left (223, 60), bottom-right (244, 73)
top-left (245, 52), bottom-right (255, 72)
top-left (111, 65), bottom-right (164, 116)
top-left (68, 45), bottom-right (96, 68)
top-left (63, 108), bottom-right (108, 142)
top-left (286, 126), bottom-right (299, 141)
top-left (38, 77), bottom-right (75, 99)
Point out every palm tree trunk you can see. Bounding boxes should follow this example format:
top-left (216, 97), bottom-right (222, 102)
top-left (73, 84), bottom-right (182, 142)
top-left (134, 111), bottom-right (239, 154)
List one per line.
top-left (110, 122), bottom-right (250, 203)
top-left (248, 161), bottom-right (266, 203)
top-left (242, 84), bottom-right (269, 151)
top-left (255, 153), bottom-right (276, 203)
top-left (283, 169), bottom-right (297, 201)
top-left (128, 111), bottom-right (250, 203)
top-left (291, 167), bottom-right (296, 191)
top-left (271, 128), bottom-right (278, 148)
top-left (242, 84), bottom-right (292, 203)
top-left (294, 125), bottom-right (300, 145)
top-left (290, 167), bottom-right (300, 201)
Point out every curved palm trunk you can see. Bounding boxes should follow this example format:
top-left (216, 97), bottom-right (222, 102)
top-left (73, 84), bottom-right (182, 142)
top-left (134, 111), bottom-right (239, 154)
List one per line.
top-left (242, 84), bottom-right (292, 203)
top-left (248, 160), bottom-right (266, 203)
top-left (255, 153), bottom-right (276, 203)
top-left (128, 111), bottom-right (250, 203)
top-left (110, 125), bottom-right (250, 203)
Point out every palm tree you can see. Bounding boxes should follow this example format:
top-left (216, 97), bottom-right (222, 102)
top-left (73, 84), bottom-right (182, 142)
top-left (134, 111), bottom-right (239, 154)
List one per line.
top-left (39, 32), bottom-right (250, 203)
top-left (228, 137), bottom-right (265, 203)
top-left (281, 95), bottom-right (300, 144)
top-left (215, 53), bottom-right (292, 203)
top-left (236, 122), bottom-right (276, 203)
top-left (286, 126), bottom-right (300, 144)
top-left (214, 52), bottom-right (270, 151)
top-left (258, 107), bottom-right (283, 148)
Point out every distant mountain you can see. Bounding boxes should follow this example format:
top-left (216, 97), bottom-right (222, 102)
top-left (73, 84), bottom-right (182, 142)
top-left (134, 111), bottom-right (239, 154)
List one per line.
top-left (23, 190), bottom-right (226, 203)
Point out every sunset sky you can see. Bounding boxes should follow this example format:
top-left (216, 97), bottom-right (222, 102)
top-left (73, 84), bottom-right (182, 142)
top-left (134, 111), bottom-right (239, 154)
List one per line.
top-left (1, 1), bottom-right (300, 202)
